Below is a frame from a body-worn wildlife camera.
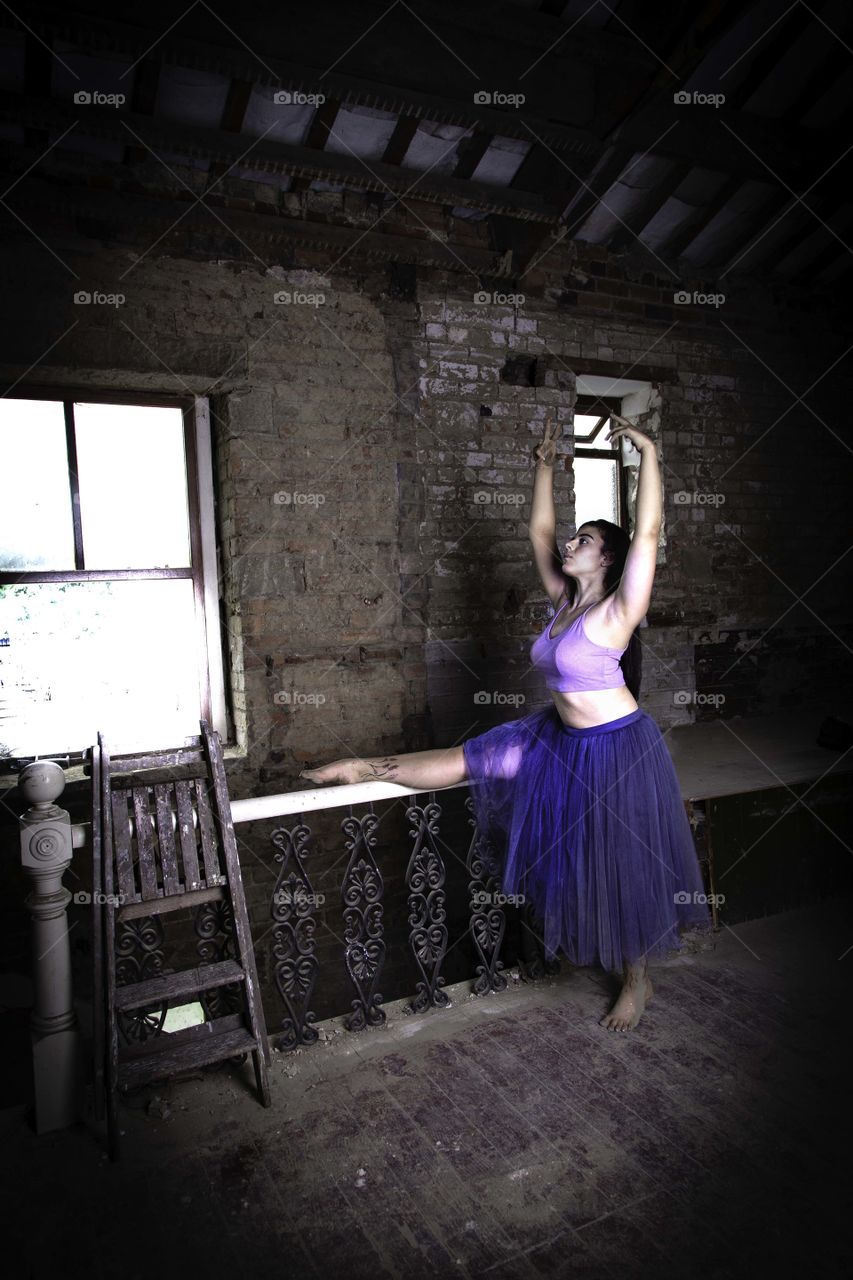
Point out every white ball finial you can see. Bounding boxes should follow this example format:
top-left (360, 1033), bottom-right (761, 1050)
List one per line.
top-left (18, 761), bottom-right (67, 808)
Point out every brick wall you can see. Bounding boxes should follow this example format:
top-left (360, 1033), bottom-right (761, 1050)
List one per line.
top-left (2, 176), bottom-right (851, 1021)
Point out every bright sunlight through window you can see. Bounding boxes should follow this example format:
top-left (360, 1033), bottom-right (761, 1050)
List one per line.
top-left (0, 398), bottom-right (204, 758)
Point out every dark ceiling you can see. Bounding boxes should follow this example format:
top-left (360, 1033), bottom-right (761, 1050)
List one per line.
top-left (1, 0), bottom-right (851, 285)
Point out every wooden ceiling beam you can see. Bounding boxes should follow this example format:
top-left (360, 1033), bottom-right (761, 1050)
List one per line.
top-left (512, 146), bottom-right (586, 228)
top-left (724, 4), bottom-right (815, 111)
top-left (591, 0), bottom-right (748, 137)
top-left (606, 161), bottom-right (693, 253)
top-left (1, 166), bottom-right (512, 276)
top-left (0, 89), bottom-right (564, 221)
top-left (616, 101), bottom-right (822, 186)
top-left (301, 97), bottom-right (343, 152)
top-left (524, 0), bottom-right (795, 265)
top-left (2, 4), bottom-right (606, 158)
top-left (717, 159), bottom-right (853, 276)
top-left (558, 145), bottom-right (637, 233)
top-left (206, 76), bottom-right (254, 191)
top-left (291, 98), bottom-right (342, 194)
top-left (7, 4), bottom-right (834, 189)
top-left (780, 32), bottom-right (853, 124)
top-left (452, 131), bottom-right (494, 183)
top-left (711, 188), bottom-right (796, 274)
top-left (739, 188), bottom-right (853, 277)
top-left (662, 173), bottom-right (743, 260)
top-left (381, 115), bottom-right (420, 167)
top-left (505, 144), bottom-right (636, 278)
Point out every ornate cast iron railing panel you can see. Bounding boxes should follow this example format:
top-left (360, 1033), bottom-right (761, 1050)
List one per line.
top-left (194, 897), bottom-right (244, 1019)
top-left (261, 788), bottom-right (554, 1038)
top-left (115, 915), bottom-right (167, 1043)
top-left (270, 821), bottom-right (319, 1051)
top-left (405, 794), bottom-right (449, 1013)
top-left (340, 808), bottom-right (386, 1031)
top-left (464, 795), bottom-right (508, 995)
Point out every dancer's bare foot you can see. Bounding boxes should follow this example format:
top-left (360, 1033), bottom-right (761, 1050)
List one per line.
top-left (299, 756), bottom-right (401, 786)
top-left (599, 965), bottom-right (654, 1032)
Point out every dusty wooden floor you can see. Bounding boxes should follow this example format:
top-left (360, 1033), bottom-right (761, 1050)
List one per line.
top-left (2, 896), bottom-right (849, 1280)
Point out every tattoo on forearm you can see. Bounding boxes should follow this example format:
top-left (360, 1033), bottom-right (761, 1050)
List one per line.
top-left (364, 756), bottom-right (400, 780)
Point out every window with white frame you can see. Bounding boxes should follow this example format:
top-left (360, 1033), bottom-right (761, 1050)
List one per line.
top-left (0, 392), bottom-right (227, 763)
top-left (573, 394), bottom-right (629, 529)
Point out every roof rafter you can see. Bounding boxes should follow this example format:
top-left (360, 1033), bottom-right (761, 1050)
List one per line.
top-left (291, 98), bottom-right (343, 194)
top-left (0, 89), bottom-right (564, 221)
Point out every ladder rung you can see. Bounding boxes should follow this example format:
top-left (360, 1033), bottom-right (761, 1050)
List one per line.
top-left (114, 960), bottom-right (245, 1011)
top-left (119, 1024), bottom-right (258, 1089)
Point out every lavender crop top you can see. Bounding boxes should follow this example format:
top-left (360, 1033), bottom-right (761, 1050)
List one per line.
top-left (530, 597), bottom-right (627, 693)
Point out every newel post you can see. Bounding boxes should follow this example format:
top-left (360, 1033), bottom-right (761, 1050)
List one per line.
top-left (18, 760), bottom-right (82, 1132)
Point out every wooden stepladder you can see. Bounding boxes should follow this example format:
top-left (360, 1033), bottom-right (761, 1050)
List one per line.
top-left (87, 719), bottom-right (270, 1160)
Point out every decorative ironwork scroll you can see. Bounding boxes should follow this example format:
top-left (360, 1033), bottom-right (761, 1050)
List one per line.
top-left (115, 915), bottom-right (167, 1043)
top-left (194, 897), bottom-right (243, 1019)
top-left (270, 822), bottom-right (319, 1050)
top-left (464, 795), bottom-right (508, 995)
top-left (340, 809), bottom-right (386, 1031)
top-left (405, 795), bottom-right (449, 1012)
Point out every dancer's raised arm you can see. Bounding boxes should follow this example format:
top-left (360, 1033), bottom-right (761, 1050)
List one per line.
top-left (528, 417), bottom-right (566, 609)
top-left (604, 414), bottom-right (662, 630)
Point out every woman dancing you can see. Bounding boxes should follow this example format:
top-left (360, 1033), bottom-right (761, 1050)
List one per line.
top-left (300, 413), bottom-right (712, 1031)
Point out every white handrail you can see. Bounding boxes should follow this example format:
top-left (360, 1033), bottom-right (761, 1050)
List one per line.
top-left (230, 779), bottom-right (470, 824)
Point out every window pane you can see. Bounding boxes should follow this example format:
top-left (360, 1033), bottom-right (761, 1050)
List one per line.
top-left (0, 580), bottom-right (202, 757)
top-left (574, 414), bottom-right (606, 445)
top-left (574, 457), bottom-right (618, 525)
top-left (74, 403), bottom-right (192, 569)
top-left (0, 399), bottom-right (76, 570)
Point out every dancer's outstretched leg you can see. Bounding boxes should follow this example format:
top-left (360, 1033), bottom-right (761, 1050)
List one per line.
top-left (599, 956), bottom-right (654, 1032)
top-left (300, 746), bottom-right (467, 791)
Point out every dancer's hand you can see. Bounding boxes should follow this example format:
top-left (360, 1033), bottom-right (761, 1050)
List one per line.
top-left (535, 416), bottom-right (558, 466)
top-left (606, 412), bottom-right (656, 454)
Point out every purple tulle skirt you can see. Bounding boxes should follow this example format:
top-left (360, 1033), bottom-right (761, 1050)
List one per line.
top-left (462, 703), bottom-right (713, 973)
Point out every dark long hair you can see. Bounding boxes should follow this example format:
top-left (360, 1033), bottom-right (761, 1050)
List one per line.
top-left (565, 518), bottom-right (643, 702)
